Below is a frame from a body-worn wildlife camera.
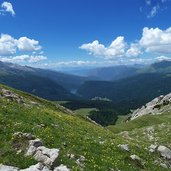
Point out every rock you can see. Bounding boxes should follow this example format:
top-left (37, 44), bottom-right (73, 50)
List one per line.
top-left (0, 88), bottom-right (25, 104)
top-left (13, 132), bottom-right (35, 140)
top-left (79, 156), bottom-right (85, 162)
top-left (67, 154), bottom-right (75, 159)
top-left (130, 92), bottom-right (171, 120)
top-left (33, 146), bottom-right (60, 168)
top-left (29, 139), bottom-right (43, 148)
top-left (130, 154), bottom-right (141, 161)
top-left (118, 144), bottom-right (130, 152)
top-left (4, 133), bottom-right (69, 171)
top-left (20, 163), bottom-right (50, 171)
top-left (148, 144), bottom-right (157, 153)
top-left (157, 145), bottom-right (171, 159)
top-left (160, 163), bottom-right (168, 169)
top-left (146, 126), bottom-right (154, 133)
top-left (23, 133), bottom-right (36, 140)
top-left (0, 164), bottom-right (19, 171)
top-left (26, 139), bottom-right (43, 156)
top-left (54, 165), bottom-right (70, 171)
top-left (76, 155), bottom-right (85, 167)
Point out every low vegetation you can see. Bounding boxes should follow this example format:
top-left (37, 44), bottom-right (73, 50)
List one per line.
top-left (0, 84), bottom-right (171, 170)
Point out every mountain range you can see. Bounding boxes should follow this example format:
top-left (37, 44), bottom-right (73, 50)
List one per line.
top-left (1, 60), bottom-right (171, 112)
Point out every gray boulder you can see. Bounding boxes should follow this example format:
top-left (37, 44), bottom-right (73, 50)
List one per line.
top-left (118, 144), bottom-right (130, 152)
top-left (54, 165), bottom-right (70, 171)
top-left (130, 154), bottom-right (141, 161)
top-left (26, 139), bottom-right (43, 156)
top-left (148, 144), bottom-right (157, 153)
top-left (34, 146), bottom-right (60, 168)
top-left (157, 145), bottom-right (171, 159)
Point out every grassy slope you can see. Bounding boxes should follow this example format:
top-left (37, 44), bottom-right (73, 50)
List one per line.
top-left (74, 108), bottom-right (98, 117)
top-left (0, 84), bottom-right (170, 171)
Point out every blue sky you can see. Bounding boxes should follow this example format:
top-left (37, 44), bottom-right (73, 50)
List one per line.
top-left (0, 0), bottom-right (171, 69)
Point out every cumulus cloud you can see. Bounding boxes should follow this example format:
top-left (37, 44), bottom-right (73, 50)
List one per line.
top-left (0, 34), bottom-right (42, 56)
top-left (80, 36), bottom-right (127, 59)
top-left (139, 27), bottom-right (171, 54)
top-left (0, 55), bottom-right (47, 63)
top-left (1, 2), bottom-right (15, 16)
top-left (17, 37), bottom-right (42, 51)
top-left (80, 26), bottom-right (171, 61)
top-left (0, 34), bottom-right (17, 55)
top-left (0, 33), bottom-right (46, 64)
top-left (126, 43), bottom-right (142, 57)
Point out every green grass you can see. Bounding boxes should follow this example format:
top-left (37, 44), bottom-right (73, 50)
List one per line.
top-left (74, 108), bottom-right (98, 117)
top-left (0, 84), bottom-right (171, 171)
top-left (107, 112), bottom-right (171, 134)
top-left (114, 115), bottom-right (128, 125)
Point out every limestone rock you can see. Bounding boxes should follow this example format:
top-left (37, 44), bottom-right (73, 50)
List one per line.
top-left (130, 154), bottom-right (141, 161)
top-left (0, 88), bottom-right (25, 104)
top-left (0, 164), bottom-right (19, 171)
top-left (20, 163), bottom-right (50, 171)
top-left (118, 144), bottom-right (130, 152)
top-left (148, 144), bottom-right (157, 153)
top-left (26, 139), bottom-right (43, 156)
top-left (54, 165), bottom-right (70, 171)
top-left (33, 146), bottom-right (59, 168)
top-left (130, 92), bottom-right (171, 120)
top-left (160, 163), bottom-right (168, 169)
top-left (157, 145), bottom-right (171, 159)
top-left (5, 133), bottom-right (69, 171)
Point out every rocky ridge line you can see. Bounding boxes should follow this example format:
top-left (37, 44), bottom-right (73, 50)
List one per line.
top-left (130, 93), bottom-right (171, 120)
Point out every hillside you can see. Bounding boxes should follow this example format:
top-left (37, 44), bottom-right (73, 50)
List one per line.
top-left (0, 62), bottom-right (87, 92)
top-left (0, 62), bottom-right (86, 100)
top-left (77, 72), bottom-right (171, 113)
top-left (0, 84), bottom-right (171, 170)
top-left (139, 61), bottom-right (171, 74)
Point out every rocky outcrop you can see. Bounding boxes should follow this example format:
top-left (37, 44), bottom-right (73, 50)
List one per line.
top-left (130, 93), bottom-right (171, 120)
top-left (157, 145), bottom-right (171, 160)
top-left (0, 164), bottom-right (19, 171)
top-left (0, 133), bottom-right (70, 171)
top-left (0, 88), bottom-right (25, 104)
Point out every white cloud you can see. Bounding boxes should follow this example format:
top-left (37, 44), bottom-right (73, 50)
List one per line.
top-left (147, 5), bottom-right (160, 18)
top-left (0, 55), bottom-right (47, 63)
top-left (139, 27), bottom-right (171, 54)
top-left (80, 40), bottom-right (107, 56)
top-left (55, 60), bottom-right (98, 67)
top-left (1, 2), bottom-right (15, 16)
top-left (0, 34), bottom-right (17, 55)
top-left (155, 56), bottom-right (171, 61)
top-left (126, 43), bottom-right (142, 57)
top-left (17, 37), bottom-right (42, 51)
top-left (0, 34), bottom-right (42, 56)
top-left (80, 26), bottom-right (171, 62)
top-left (80, 36), bottom-right (127, 59)
top-left (0, 33), bottom-right (45, 64)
